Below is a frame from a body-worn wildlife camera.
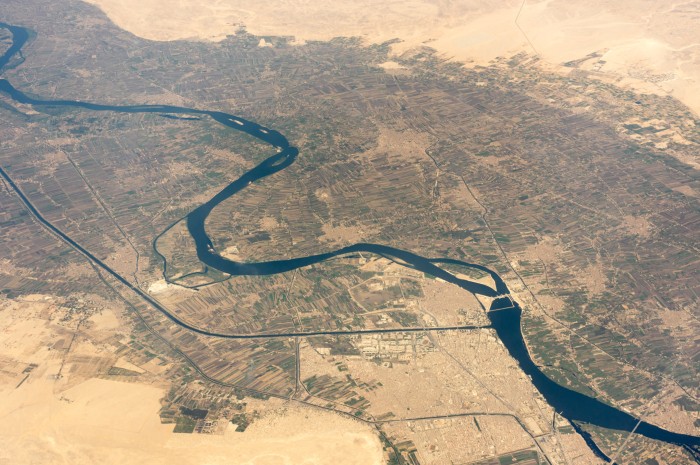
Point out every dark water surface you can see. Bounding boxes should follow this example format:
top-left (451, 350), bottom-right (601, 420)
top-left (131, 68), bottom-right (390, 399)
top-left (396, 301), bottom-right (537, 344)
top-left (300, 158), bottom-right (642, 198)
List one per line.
top-left (1, 22), bottom-right (698, 461)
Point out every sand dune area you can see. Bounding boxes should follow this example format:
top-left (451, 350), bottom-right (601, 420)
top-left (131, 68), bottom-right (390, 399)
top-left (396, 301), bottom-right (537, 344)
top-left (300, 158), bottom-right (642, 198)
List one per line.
top-left (81, 0), bottom-right (700, 115)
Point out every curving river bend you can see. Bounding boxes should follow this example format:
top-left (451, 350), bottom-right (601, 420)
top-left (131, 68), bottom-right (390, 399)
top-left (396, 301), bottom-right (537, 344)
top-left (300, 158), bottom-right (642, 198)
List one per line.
top-left (1, 21), bottom-right (698, 463)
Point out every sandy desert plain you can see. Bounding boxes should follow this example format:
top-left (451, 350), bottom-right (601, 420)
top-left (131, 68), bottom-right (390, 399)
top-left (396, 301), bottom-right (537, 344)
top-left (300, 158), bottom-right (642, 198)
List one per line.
top-left (0, 295), bottom-right (384, 465)
top-left (83, 0), bottom-right (700, 116)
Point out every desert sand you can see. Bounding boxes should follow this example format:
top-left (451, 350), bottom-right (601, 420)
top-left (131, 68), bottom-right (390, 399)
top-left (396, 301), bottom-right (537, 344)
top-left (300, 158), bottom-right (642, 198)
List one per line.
top-left (0, 297), bottom-right (383, 465)
top-left (81, 0), bottom-right (700, 115)
top-left (0, 375), bottom-right (383, 464)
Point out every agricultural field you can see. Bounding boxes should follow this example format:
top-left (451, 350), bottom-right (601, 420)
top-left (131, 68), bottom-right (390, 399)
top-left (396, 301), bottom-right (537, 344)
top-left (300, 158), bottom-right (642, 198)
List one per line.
top-left (0, 0), bottom-right (698, 463)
